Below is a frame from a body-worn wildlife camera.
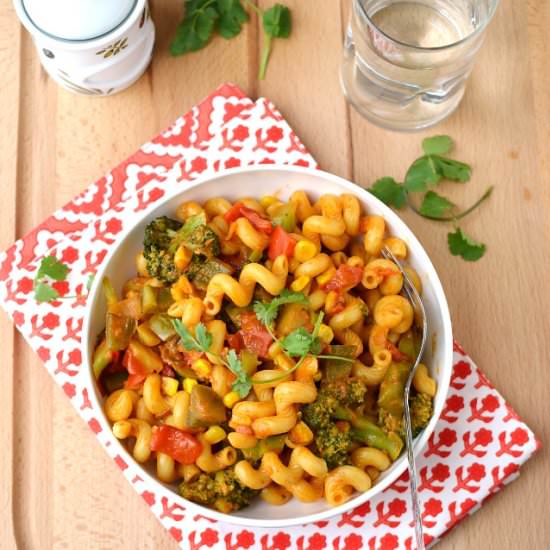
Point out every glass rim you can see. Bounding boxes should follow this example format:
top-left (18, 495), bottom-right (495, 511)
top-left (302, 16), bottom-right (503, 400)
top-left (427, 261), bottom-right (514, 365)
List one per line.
top-left (356, 0), bottom-right (500, 52)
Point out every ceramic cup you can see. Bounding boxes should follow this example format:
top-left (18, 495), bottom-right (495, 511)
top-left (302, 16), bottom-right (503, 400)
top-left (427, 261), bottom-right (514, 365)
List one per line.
top-left (13, 0), bottom-right (155, 96)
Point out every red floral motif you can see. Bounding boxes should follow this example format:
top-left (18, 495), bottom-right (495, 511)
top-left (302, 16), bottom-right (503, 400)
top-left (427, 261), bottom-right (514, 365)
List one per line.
top-left (445, 498), bottom-right (477, 528)
top-left (82, 249), bottom-right (108, 275)
top-left (62, 381), bottom-right (76, 398)
top-left (113, 454), bottom-right (128, 470)
top-left (474, 368), bottom-right (492, 390)
top-left (450, 360), bottom-right (471, 389)
top-left (54, 348), bottom-right (81, 377)
top-left (159, 496), bottom-right (185, 520)
top-left (30, 312), bottom-right (60, 339)
top-left (466, 394), bottom-right (500, 423)
top-left (12, 310), bottom-right (25, 326)
top-left (60, 246), bottom-right (79, 264)
top-left (260, 100), bottom-right (284, 122)
top-left (80, 388), bottom-right (92, 410)
top-left (440, 394), bottom-right (464, 423)
top-left (189, 528), bottom-right (219, 550)
top-left (225, 157), bottom-right (241, 169)
top-left (296, 533), bottom-right (326, 550)
top-left (424, 428), bottom-right (457, 458)
top-left (373, 498), bottom-right (407, 527)
top-left (421, 498), bottom-right (443, 528)
top-left (389, 470), bottom-right (409, 493)
top-left (260, 532), bottom-right (291, 550)
top-left (16, 276), bottom-right (34, 294)
top-left (223, 102), bottom-right (252, 123)
top-left (4, 280), bottom-right (26, 305)
top-left (496, 428), bottom-right (530, 457)
top-left (62, 317), bottom-right (83, 342)
top-left (460, 428), bottom-right (493, 457)
top-left (51, 280), bottom-right (70, 297)
top-left (87, 418), bottom-right (102, 434)
top-left (92, 218), bottom-right (123, 244)
top-left (337, 501), bottom-right (370, 527)
top-left (135, 170), bottom-right (167, 192)
top-left (286, 130), bottom-right (309, 154)
top-left (266, 126), bottom-right (284, 142)
top-left (169, 527), bottom-right (183, 543)
top-left (502, 402), bottom-right (520, 423)
top-left (225, 530), bottom-right (255, 549)
top-left (453, 463), bottom-right (486, 493)
top-left (135, 187), bottom-right (165, 212)
top-left (221, 127), bottom-right (245, 152)
top-left (367, 534), bottom-right (398, 550)
top-left (418, 463), bottom-right (450, 493)
top-left (141, 490), bottom-right (156, 506)
top-left (489, 463), bottom-right (519, 494)
top-left (253, 128), bottom-right (279, 153)
top-left (36, 346), bottom-right (50, 362)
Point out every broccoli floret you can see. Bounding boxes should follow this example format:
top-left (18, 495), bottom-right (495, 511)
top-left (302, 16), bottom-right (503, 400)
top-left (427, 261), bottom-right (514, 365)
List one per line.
top-left (179, 468), bottom-right (258, 512)
top-left (184, 224), bottom-right (220, 257)
top-left (321, 377), bottom-right (367, 407)
top-left (302, 392), bottom-right (338, 431)
top-left (315, 424), bottom-right (352, 469)
top-left (379, 392), bottom-right (433, 439)
top-left (143, 216), bottom-right (183, 284)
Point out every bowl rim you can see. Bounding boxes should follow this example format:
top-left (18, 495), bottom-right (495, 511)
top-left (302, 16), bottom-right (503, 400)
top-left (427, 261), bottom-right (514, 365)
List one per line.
top-left (82, 164), bottom-right (453, 528)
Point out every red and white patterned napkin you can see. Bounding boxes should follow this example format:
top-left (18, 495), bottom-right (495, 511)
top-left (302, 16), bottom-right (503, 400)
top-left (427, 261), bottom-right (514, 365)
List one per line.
top-left (0, 83), bottom-right (540, 549)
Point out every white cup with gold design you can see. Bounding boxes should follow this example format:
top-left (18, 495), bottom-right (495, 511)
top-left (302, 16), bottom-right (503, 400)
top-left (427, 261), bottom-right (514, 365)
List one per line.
top-left (13, 0), bottom-right (155, 95)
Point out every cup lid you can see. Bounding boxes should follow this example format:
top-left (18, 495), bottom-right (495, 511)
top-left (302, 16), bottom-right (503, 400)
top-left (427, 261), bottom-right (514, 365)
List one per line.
top-left (21, 0), bottom-right (137, 41)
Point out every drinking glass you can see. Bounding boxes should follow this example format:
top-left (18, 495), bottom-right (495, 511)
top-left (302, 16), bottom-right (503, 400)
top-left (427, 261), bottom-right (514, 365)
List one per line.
top-left (340, 0), bottom-right (500, 131)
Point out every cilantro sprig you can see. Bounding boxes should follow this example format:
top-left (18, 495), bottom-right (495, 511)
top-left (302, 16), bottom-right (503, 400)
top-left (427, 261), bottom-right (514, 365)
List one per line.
top-left (171, 0), bottom-right (291, 80)
top-left (367, 135), bottom-right (492, 262)
top-left (173, 290), bottom-right (353, 398)
top-left (33, 255), bottom-right (94, 303)
top-left (173, 319), bottom-right (253, 398)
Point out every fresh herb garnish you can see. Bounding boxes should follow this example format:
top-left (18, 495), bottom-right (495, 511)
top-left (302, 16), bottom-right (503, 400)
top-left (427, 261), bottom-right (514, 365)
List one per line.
top-left (447, 227), bottom-right (486, 262)
top-left (33, 255), bottom-right (91, 303)
top-left (253, 288), bottom-right (308, 326)
top-left (172, 319), bottom-right (253, 397)
top-left (367, 135), bottom-right (491, 262)
top-left (171, 0), bottom-right (291, 79)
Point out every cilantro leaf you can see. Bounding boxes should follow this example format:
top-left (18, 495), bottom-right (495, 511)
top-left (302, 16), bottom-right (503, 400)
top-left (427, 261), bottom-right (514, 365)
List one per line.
top-left (195, 322), bottom-right (213, 351)
top-left (217, 0), bottom-right (248, 38)
top-left (435, 157), bottom-right (471, 183)
top-left (226, 349), bottom-right (252, 397)
top-left (253, 290), bottom-right (307, 326)
top-left (259, 4), bottom-right (291, 79)
top-left (170, 1), bottom-right (219, 55)
top-left (263, 4), bottom-right (291, 37)
top-left (34, 282), bottom-right (60, 303)
top-left (422, 135), bottom-right (453, 156)
top-left (447, 227), bottom-right (486, 261)
top-left (172, 319), bottom-right (203, 352)
top-left (419, 191), bottom-right (455, 218)
top-left (368, 177), bottom-right (407, 208)
top-left (281, 327), bottom-right (315, 357)
top-left (404, 156), bottom-right (442, 192)
top-left (36, 256), bottom-right (69, 282)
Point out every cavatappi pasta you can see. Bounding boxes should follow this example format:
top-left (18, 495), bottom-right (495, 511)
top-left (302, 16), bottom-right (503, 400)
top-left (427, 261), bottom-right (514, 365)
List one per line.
top-left (92, 191), bottom-right (437, 513)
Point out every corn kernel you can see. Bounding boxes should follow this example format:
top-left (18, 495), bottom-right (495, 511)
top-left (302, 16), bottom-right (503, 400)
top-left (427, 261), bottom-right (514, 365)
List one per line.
top-left (193, 358), bottom-right (212, 378)
top-left (136, 323), bottom-right (161, 347)
top-left (223, 391), bottom-right (241, 409)
top-left (174, 245), bottom-right (193, 271)
top-left (260, 195), bottom-right (278, 209)
top-left (290, 275), bottom-right (311, 292)
top-left (318, 323), bottom-right (334, 344)
top-left (294, 239), bottom-right (317, 262)
top-left (316, 266), bottom-right (336, 286)
top-left (183, 378), bottom-right (198, 394)
top-left (204, 425), bottom-right (226, 444)
top-left (162, 376), bottom-right (179, 397)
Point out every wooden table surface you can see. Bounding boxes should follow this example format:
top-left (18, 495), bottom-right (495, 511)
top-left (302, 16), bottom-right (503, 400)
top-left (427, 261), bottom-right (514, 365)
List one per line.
top-left (1, 0), bottom-right (549, 548)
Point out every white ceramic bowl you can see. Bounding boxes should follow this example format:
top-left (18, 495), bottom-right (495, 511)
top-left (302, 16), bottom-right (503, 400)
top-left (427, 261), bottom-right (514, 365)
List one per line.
top-left (83, 165), bottom-right (453, 527)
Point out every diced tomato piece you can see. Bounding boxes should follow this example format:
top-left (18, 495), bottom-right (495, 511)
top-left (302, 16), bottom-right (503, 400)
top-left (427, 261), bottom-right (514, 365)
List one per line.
top-left (224, 202), bottom-right (273, 234)
top-left (124, 373), bottom-right (146, 389)
top-left (324, 265), bottom-right (364, 292)
top-left (150, 425), bottom-right (203, 465)
top-left (268, 225), bottom-right (296, 261)
top-left (239, 311), bottom-right (273, 358)
top-left (386, 341), bottom-right (411, 363)
top-left (226, 332), bottom-right (244, 353)
top-left (123, 348), bottom-right (148, 376)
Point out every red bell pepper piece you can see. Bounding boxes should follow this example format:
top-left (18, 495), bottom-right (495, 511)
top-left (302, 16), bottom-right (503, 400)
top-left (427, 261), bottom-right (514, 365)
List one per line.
top-left (224, 202), bottom-right (273, 234)
top-left (323, 265), bottom-right (363, 292)
top-left (239, 311), bottom-right (273, 358)
top-left (268, 225), bottom-right (296, 261)
top-left (150, 425), bottom-right (203, 465)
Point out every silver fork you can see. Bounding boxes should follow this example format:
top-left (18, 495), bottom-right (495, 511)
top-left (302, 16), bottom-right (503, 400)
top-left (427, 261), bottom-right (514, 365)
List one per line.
top-left (381, 247), bottom-right (427, 550)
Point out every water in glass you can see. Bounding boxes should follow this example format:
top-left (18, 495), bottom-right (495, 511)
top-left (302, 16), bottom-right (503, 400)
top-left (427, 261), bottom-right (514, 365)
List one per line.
top-left (341, 0), bottom-right (499, 131)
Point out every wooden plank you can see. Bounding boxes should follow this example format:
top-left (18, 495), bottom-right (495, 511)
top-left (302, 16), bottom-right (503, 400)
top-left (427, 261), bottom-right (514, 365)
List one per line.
top-left (348, 0), bottom-right (550, 548)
